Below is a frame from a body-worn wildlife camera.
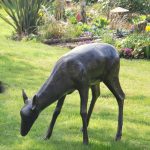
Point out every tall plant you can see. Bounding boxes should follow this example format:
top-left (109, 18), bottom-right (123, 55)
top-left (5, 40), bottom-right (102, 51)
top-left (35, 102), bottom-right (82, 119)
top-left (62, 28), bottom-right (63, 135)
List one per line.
top-left (0, 0), bottom-right (46, 37)
top-left (55, 0), bottom-right (65, 20)
top-left (80, 0), bottom-right (87, 23)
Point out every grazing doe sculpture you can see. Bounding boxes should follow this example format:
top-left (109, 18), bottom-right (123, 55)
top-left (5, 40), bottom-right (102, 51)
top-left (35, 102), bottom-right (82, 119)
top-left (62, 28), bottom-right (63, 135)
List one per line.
top-left (20, 43), bottom-right (125, 144)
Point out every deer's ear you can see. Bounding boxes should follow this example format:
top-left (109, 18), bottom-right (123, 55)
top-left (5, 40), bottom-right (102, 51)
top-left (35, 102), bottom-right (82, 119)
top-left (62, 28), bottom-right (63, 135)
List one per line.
top-left (32, 95), bottom-right (38, 110)
top-left (22, 89), bottom-right (28, 104)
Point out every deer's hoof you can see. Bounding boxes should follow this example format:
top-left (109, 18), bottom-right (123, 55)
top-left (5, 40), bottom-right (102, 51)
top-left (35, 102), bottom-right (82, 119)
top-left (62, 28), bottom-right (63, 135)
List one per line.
top-left (83, 140), bottom-right (89, 145)
top-left (115, 135), bottom-right (122, 141)
top-left (43, 136), bottom-right (50, 140)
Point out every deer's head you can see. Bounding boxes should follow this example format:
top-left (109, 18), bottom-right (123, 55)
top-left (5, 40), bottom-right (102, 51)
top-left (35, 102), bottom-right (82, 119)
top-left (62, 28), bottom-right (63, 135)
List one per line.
top-left (20, 90), bottom-right (39, 136)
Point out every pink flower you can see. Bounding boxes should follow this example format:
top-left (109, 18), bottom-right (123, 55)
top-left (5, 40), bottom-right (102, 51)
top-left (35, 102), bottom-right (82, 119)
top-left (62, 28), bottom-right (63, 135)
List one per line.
top-left (122, 48), bottom-right (133, 56)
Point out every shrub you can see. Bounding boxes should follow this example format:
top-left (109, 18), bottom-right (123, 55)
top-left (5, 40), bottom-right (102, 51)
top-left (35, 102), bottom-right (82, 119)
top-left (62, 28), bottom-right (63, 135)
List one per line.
top-left (131, 15), bottom-right (146, 24)
top-left (65, 24), bottom-right (83, 38)
top-left (65, 9), bottom-right (76, 18)
top-left (38, 4), bottom-right (83, 40)
top-left (68, 16), bottom-right (77, 24)
top-left (101, 30), bottom-right (116, 45)
top-left (118, 33), bottom-right (150, 59)
top-left (0, 0), bottom-right (47, 38)
top-left (146, 16), bottom-right (150, 22)
top-left (119, 48), bottom-right (133, 59)
top-left (71, 16), bottom-right (109, 37)
top-left (39, 18), bottom-right (83, 39)
top-left (117, 0), bottom-right (150, 15)
top-left (39, 18), bottom-right (65, 39)
top-left (93, 17), bottom-right (109, 29)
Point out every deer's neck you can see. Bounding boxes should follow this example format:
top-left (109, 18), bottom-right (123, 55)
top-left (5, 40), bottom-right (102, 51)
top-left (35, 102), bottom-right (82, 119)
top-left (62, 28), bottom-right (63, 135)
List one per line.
top-left (36, 76), bottom-right (69, 112)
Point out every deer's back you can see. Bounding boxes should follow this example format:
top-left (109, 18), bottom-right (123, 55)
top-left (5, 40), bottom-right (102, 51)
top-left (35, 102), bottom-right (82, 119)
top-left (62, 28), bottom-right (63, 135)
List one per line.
top-left (52, 43), bottom-right (120, 86)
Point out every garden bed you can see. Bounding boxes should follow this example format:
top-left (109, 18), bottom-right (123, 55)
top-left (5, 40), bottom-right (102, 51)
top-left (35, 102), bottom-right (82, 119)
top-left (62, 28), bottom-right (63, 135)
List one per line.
top-left (43, 36), bottom-right (100, 44)
top-left (43, 36), bottom-right (101, 49)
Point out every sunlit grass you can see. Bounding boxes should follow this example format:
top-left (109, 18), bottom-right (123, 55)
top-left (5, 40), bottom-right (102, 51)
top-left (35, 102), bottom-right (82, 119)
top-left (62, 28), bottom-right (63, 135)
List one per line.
top-left (0, 11), bottom-right (150, 150)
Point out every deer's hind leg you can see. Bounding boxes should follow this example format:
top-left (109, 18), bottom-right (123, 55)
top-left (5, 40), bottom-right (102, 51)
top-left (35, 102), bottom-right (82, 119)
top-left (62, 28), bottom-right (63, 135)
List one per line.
top-left (104, 77), bottom-right (125, 141)
top-left (81, 84), bottom-right (100, 132)
top-left (78, 86), bottom-right (89, 145)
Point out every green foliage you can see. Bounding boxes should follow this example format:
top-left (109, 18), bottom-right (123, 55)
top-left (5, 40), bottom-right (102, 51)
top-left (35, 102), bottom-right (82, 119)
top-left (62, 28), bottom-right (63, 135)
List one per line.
top-left (65, 8), bottom-right (78, 24)
top-left (100, 0), bottom-right (150, 15)
top-left (64, 24), bottom-right (83, 38)
top-left (39, 19), bottom-right (65, 39)
top-left (131, 15), bottom-right (146, 24)
top-left (101, 30), bottom-right (116, 45)
top-left (143, 46), bottom-right (150, 59)
top-left (65, 9), bottom-right (76, 18)
top-left (93, 17), bottom-right (109, 29)
top-left (79, 23), bottom-right (91, 32)
top-left (39, 19), bottom-right (83, 39)
top-left (0, 0), bottom-right (46, 37)
top-left (68, 16), bottom-right (109, 37)
top-left (68, 16), bottom-right (77, 24)
top-left (90, 17), bottom-right (108, 36)
top-left (117, 0), bottom-right (150, 14)
top-left (86, 0), bottom-right (98, 4)
top-left (38, 4), bottom-right (82, 40)
top-left (118, 33), bottom-right (150, 59)
top-left (39, 2), bottom-right (109, 39)
top-left (146, 16), bottom-right (150, 22)
top-left (100, 0), bottom-right (116, 17)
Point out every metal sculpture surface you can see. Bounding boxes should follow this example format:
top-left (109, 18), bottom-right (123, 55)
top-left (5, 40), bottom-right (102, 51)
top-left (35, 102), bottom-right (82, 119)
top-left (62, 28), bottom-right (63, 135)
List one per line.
top-left (20, 43), bottom-right (125, 144)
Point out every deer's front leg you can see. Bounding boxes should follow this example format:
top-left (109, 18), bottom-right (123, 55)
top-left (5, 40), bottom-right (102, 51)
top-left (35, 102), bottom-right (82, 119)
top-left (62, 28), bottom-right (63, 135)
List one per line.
top-left (78, 87), bottom-right (89, 145)
top-left (44, 95), bottom-right (66, 140)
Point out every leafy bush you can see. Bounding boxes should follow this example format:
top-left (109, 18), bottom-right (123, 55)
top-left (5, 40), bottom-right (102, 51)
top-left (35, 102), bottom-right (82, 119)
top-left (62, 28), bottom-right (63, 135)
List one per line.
top-left (0, 0), bottom-right (46, 38)
top-left (65, 9), bottom-right (76, 18)
top-left (63, 24), bottom-right (83, 38)
top-left (130, 15), bottom-right (146, 25)
top-left (101, 30), bottom-right (116, 45)
top-left (68, 16), bottom-right (77, 24)
top-left (93, 17), bottom-right (109, 28)
top-left (119, 48), bottom-right (133, 59)
top-left (117, 0), bottom-right (150, 14)
top-left (146, 16), bottom-right (150, 22)
top-left (118, 33), bottom-right (150, 59)
top-left (70, 16), bottom-right (109, 37)
top-left (39, 17), bottom-right (83, 39)
top-left (39, 18), bottom-right (65, 39)
top-left (38, 4), bottom-right (83, 40)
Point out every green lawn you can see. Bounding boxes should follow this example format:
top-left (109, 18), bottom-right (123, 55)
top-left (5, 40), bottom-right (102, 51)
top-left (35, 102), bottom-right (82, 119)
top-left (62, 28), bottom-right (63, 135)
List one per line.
top-left (0, 15), bottom-right (150, 150)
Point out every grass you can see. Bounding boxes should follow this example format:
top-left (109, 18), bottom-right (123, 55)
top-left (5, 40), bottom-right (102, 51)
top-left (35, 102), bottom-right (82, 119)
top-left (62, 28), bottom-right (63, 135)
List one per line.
top-left (0, 12), bottom-right (150, 150)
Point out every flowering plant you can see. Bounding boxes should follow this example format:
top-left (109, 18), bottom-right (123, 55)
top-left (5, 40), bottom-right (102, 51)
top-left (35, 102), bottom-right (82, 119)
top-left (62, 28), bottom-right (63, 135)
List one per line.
top-left (145, 26), bottom-right (150, 32)
top-left (121, 48), bottom-right (133, 58)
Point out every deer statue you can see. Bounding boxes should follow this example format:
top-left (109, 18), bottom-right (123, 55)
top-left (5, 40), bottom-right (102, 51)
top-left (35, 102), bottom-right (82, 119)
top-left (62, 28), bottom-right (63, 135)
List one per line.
top-left (20, 43), bottom-right (125, 145)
